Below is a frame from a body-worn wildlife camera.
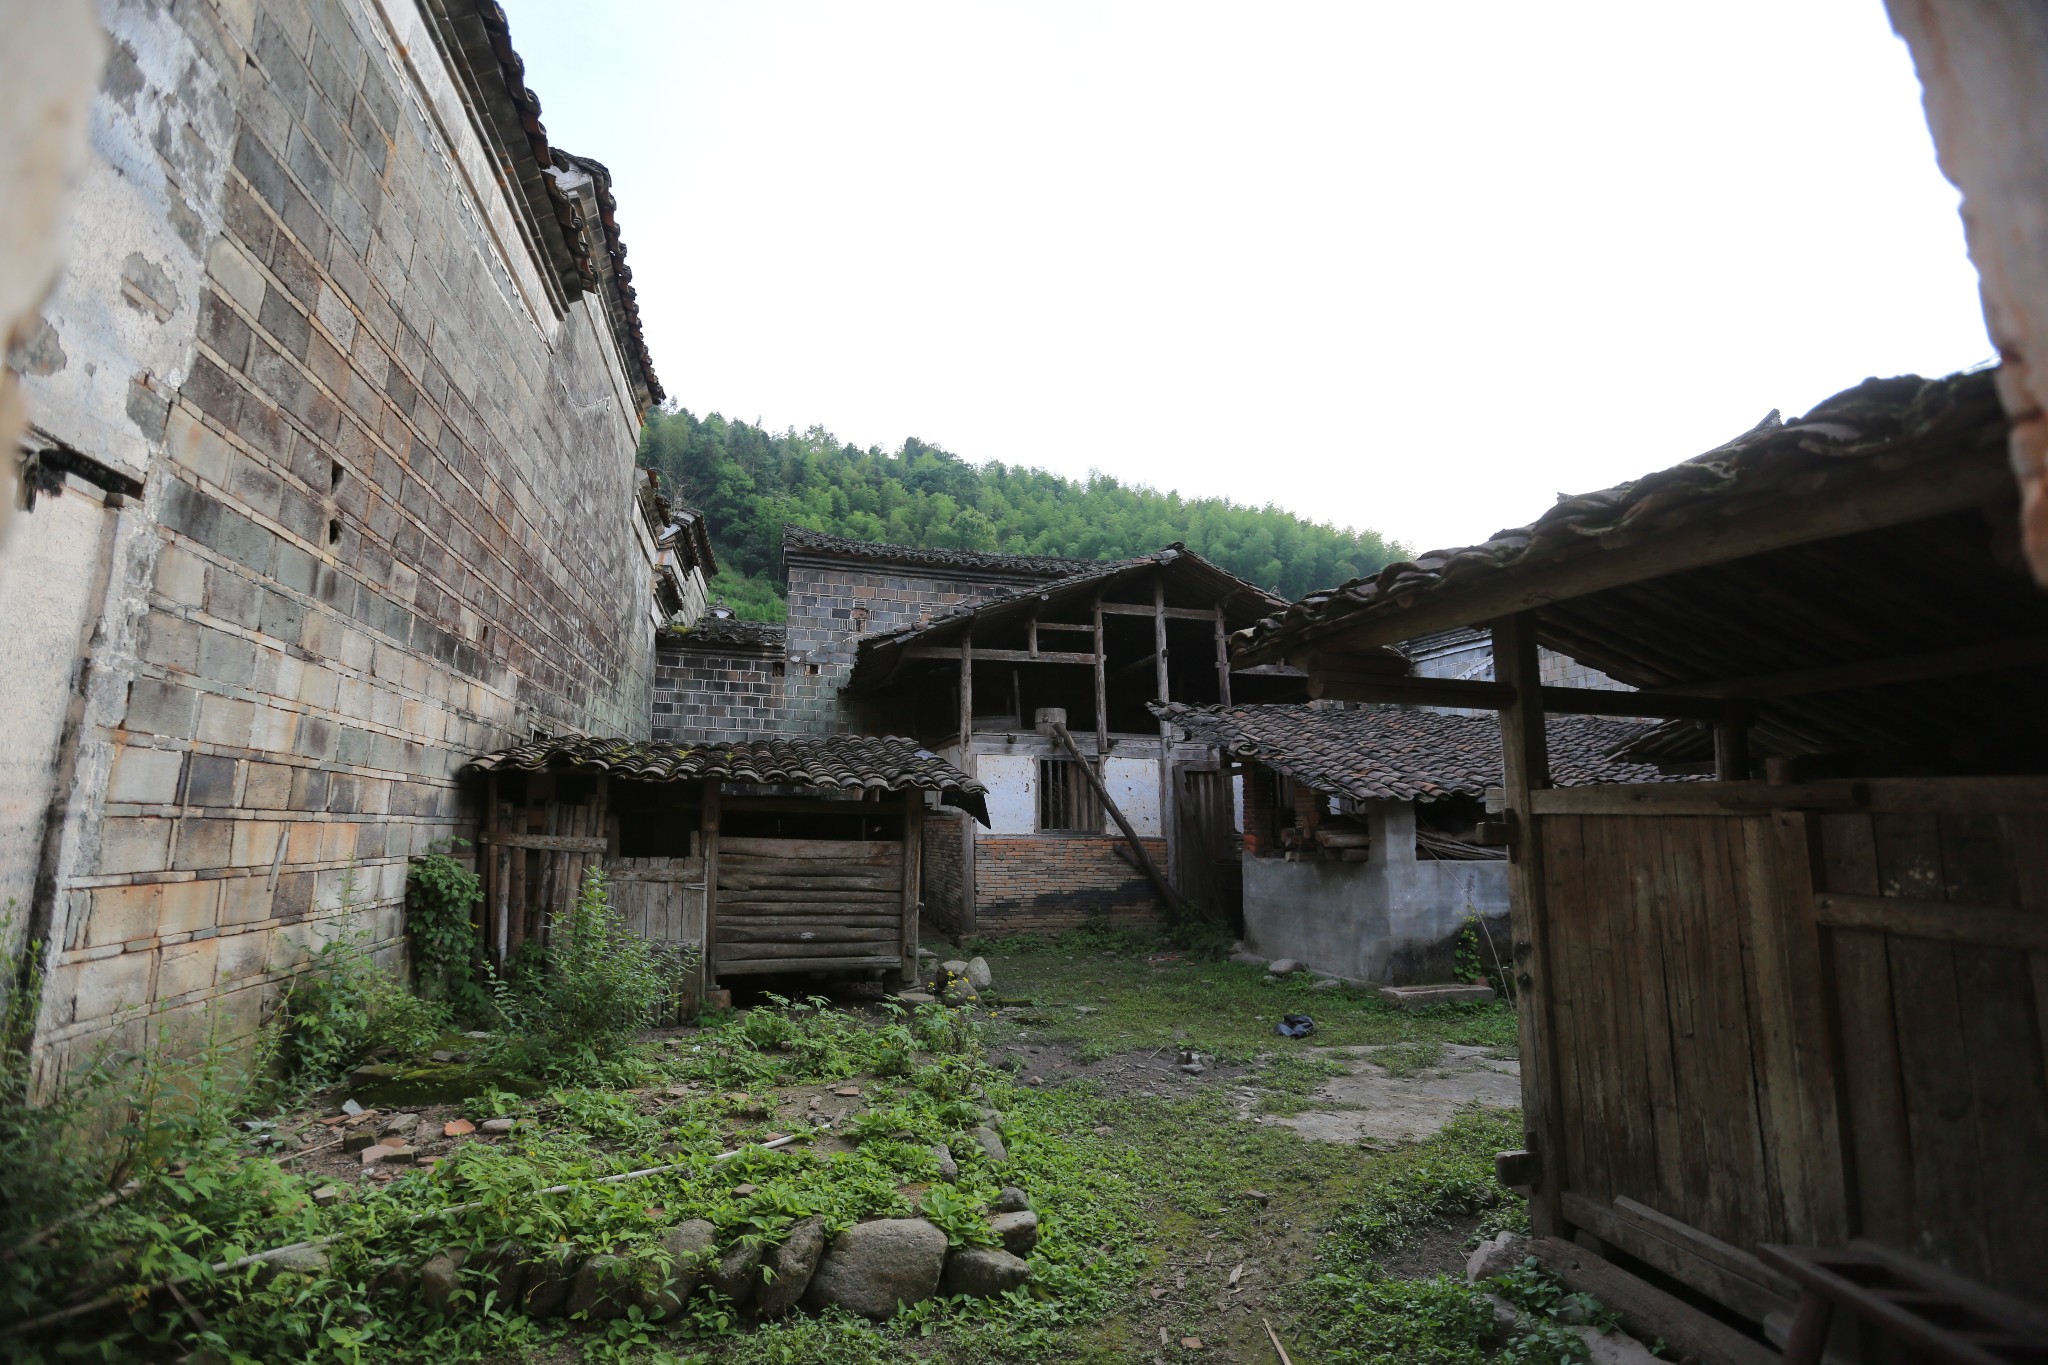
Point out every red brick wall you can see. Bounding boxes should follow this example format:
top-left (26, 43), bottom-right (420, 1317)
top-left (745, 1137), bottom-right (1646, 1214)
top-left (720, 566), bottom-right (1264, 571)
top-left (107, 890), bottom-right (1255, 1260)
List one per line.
top-left (974, 836), bottom-right (1167, 936)
top-left (1243, 767), bottom-right (1275, 858)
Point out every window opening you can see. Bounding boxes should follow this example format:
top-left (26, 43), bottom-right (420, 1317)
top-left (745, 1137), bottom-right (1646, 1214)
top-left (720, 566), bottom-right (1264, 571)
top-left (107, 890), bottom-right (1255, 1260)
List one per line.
top-left (1037, 757), bottom-right (1101, 832)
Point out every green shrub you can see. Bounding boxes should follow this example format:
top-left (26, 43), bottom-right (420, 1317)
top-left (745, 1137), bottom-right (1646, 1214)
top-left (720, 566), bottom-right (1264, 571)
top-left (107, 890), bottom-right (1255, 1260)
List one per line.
top-left (404, 841), bottom-right (487, 1017)
top-left (281, 869), bottom-right (448, 1082)
top-left (485, 868), bottom-right (668, 1084)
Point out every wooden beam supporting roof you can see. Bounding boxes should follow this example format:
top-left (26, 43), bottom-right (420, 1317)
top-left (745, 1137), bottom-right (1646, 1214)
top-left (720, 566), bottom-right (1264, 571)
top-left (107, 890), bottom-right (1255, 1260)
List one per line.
top-left (1100, 599), bottom-right (1222, 622)
top-left (903, 645), bottom-right (1097, 665)
top-left (1263, 446), bottom-right (2012, 657)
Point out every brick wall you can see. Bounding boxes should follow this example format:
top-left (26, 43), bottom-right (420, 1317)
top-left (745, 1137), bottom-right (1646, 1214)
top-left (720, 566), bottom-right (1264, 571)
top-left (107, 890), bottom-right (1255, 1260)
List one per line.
top-left (974, 836), bottom-right (1167, 936)
top-left (652, 638), bottom-right (787, 742)
top-left (782, 556), bottom-right (1050, 733)
top-left (921, 810), bottom-right (967, 941)
top-left (11, 0), bottom-right (656, 1073)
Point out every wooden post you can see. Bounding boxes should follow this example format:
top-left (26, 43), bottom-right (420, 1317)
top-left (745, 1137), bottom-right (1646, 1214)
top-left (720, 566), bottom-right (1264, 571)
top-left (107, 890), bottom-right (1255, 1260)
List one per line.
top-left (1494, 612), bottom-right (1566, 1236)
top-left (1155, 576), bottom-right (1175, 896)
top-left (487, 774), bottom-right (507, 966)
top-left (700, 780), bottom-right (722, 991)
top-left (899, 789), bottom-right (923, 984)
top-left (1092, 595), bottom-right (1109, 780)
top-left (1714, 702), bottom-right (1752, 782)
top-left (1214, 606), bottom-right (1232, 706)
top-left (959, 630), bottom-right (976, 940)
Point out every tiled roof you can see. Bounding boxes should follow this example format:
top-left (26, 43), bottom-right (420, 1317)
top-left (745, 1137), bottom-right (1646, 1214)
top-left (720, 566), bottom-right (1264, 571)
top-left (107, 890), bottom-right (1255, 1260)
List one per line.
top-left (664, 616), bottom-right (786, 650)
top-left (845, 547), bottom-right (1289, 693)
top-left (782, 525), bottom-right (1098, 578)
top-left (1238, 370), bottom-right (2004, 663)
top-left (554, 152), bottom-right (662, 403)
top-left (1153, 702), bottom-right (1696, 802)
top-left (464, 735), bottom-right (988, 823)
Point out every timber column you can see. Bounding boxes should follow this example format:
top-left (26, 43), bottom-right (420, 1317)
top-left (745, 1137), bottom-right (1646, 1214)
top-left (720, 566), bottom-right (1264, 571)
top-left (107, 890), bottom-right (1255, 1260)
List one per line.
top-left (1494, 613), bottom-right (1565, 1236)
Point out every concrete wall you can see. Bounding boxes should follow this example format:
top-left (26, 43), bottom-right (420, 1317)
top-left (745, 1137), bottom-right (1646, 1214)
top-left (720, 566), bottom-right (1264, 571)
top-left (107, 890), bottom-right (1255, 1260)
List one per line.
top-left (3, 0), bottom-right (657, 1075)
top-left (1242, 800), bottom-right (1508, 983)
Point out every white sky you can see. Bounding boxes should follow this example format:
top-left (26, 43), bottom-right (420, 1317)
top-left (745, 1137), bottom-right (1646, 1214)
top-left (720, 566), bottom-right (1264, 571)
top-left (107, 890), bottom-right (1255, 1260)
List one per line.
top-left (503, 0), bottom-right (1993, 557)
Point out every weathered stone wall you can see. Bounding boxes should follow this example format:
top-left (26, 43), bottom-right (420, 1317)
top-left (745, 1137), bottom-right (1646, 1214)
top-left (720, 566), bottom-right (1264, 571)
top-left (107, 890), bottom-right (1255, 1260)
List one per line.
top-left (652, 637), bottom-right (787, 743)
top-left (782, 556), bottom-right (1047, 733)
top-left (5, 0), bottom-right (656, 1075)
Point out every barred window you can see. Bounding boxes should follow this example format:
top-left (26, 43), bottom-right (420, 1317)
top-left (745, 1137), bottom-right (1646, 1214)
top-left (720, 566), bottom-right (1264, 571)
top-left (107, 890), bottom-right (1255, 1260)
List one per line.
top-left (1037, 758), bottom-right (1102, 832)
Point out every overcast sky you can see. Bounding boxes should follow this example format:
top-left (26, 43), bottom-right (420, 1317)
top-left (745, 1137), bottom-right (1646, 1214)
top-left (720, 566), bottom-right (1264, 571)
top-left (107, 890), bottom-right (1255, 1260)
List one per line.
top-left (502, 0), bottom-right (1992, 557)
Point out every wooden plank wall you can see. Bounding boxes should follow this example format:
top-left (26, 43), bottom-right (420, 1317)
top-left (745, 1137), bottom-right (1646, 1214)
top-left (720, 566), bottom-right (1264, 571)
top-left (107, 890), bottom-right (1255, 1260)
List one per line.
top-left (1536, 778), bottom-right (2048, 1326)
top-left (714, 835), bottom-right (906, 976)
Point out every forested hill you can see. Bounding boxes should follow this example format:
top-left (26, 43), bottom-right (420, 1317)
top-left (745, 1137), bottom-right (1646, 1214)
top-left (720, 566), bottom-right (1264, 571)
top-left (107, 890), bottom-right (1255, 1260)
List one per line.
top-left (636, 406), bottom-right (1408, 621)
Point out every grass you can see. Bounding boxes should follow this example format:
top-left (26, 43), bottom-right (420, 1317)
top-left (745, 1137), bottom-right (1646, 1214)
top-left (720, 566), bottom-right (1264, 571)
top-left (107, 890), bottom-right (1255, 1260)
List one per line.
top-left (7, 931), bottom-right (1571, 1364)
top-left (973, 932), bottom-right (1518, 1063)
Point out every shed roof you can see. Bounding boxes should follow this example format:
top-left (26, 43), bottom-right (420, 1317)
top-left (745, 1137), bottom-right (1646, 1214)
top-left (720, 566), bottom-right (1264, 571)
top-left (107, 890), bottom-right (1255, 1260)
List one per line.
top-left (844, 546), bottom-right (1288, 693)
top-left (782, 525), bottom-right (1096, 579)
top-left (1154, 702), bottom-right (1697, 802)
top-left (1234, 370), bottom-right (2048, 768)
top-left (464, 735), bottom-right (988, 823)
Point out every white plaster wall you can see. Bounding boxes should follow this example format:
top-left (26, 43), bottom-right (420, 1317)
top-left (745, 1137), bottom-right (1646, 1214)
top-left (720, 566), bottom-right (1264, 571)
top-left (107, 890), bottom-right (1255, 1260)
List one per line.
top-left (979, 752), bottom-right (1038, 835)
top-left (1104, 756), bottom-right (1162, 837)
top-left (1231, 773), bottom-right (1244, 832)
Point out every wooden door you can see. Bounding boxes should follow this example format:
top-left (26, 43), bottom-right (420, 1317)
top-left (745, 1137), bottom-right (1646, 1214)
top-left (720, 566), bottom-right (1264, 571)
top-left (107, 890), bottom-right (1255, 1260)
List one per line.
top-left (1174, 765), bottom-right (1242, 924)
top-left (714, 837), bottom-right (907, 978)
top-left (606, 855), bottom-right (707, 1023)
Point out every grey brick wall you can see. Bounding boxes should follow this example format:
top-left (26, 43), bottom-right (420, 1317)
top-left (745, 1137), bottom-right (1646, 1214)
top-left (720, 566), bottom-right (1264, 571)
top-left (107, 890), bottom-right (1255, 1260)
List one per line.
top-left (652, 637), bottom-right (789, 742)
top-left (782, 555), bottom-right (1053, 733)
top-left (15, 0), bottom-right (655, 1073)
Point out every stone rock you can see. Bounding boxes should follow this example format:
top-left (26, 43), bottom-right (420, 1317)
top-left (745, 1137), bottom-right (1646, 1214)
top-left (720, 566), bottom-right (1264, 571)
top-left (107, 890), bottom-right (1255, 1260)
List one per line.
top-left (359, 1142), bottom-right (396, 1165)
top-left (896, 990), bottom-right (936, 1005)
top-left (419, 1248), bottom-right (467, 1313)
top-left (640, 1219), bottom-right (717, 1320)
top-left (1571, 1324), bottom-right (1666, 1364)
top-left (380, 1112), bottom-right (420, 1138)
top-left (311, 1184), bottom-right (345, 1207)
top-left (261, 1245), bottom-right (331, 1281)
top-left (932, 1144), bottom-right (959, 1182)
top-left (916, 946), bottom-right (938, 960)
top-left (802, 1218), bottom-right (949, 1319)
top-left (470, 1241), bottom-right (528, 1310)
top-left (379, 1143), bottom-right (417, 1165)
top-left (989, 1210), bottom-right (1039, 1256)
top-left (1267, 959), bottom-right (1305, 976)
top-left (940, 958), bottom-right (971, 980)
top-left (481, 1117), bottom-right (517, 1134)
top-left (806, 1219), bottom-right (950, 1326)
top-left (965, 957), bottom-right (993, 990)
top-left (1465, 1230), bottom-right (1528, 1284)
top-left (430, 1050), bottom-right (455, 1063)
top-left (1180, 1062), bottom-right (1205, 1075)
top-left (993, 1186), bottom-right (1029, 1213)
top-left (567, 1254), bottom-right (637, 1321)
top-left (709, 1237), bottom-right (763, 1310)
top-left (343, 1129), bottom-right (381, 1153)
top-left (1228, 950), bottom-right (1268, 967)
top-left (1484, 1293), bottom-right (1520, 1344)
top-left (1311, 977), bottom-right (1343, 991)
top-left (755, 1214), bottom-right (826, 1317)
top-left (1072, 1005), bottom-right (1098, 1015)
top-left (522, 1245), bottom-right (580, 1318)
top-left (941, 1246), bottom-right (1032, 1298)
top-left (971, 1126), bottom-right (1008, 1163)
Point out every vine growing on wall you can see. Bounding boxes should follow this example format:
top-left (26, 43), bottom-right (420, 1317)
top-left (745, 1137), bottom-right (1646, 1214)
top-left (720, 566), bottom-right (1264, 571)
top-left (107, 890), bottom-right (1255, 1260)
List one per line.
top-left (405, 841), bottom-right (486, 1018)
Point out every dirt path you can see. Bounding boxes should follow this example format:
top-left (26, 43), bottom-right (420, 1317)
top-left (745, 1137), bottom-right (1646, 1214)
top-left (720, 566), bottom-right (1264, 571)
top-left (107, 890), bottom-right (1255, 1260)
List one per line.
top-left (1247, 1042), bottom-right (1521, 1145)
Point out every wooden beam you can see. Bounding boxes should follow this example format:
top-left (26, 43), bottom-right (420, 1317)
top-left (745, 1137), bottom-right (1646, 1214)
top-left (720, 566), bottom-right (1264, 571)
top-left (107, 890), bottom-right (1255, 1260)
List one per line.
top-left (1214, 606), bottom-right (1231, 706)
top-left (1100, 600), bottom-right (1216, 621)
top-left (1155, 575), bottom-right (1175, 898)
top-left (1814, 891), bottom-right (2048, 951)
top-left (700, 781), bottom-right (722, 991)
top-left (1112, 649), bottom-right (1159, 680)
top-left (1093, 595), bottom-right (1109, 773)
top-left (1051, 721), bottom-right (1180, 914)
top-left (1528, 781), bottom-right (1869, 817)
top-left (1542, 685), bottom-right (1723, 720)
top-left (1645, 632), bottom-right (2048, 701)
top-left (1260, 446), bottom-right (2012, 656)
top-left (1561, 1192), bottom-right (1798, 1328)
top-left (899, 790), bottom-right (922, 982)
top-left (1494, 613), bottom-right (1564, 1237)
top-left (903, 645), bottom-right (1097, 665)
top-left (1529, 1236), bottom-right (1780, 1365)
top-left (960, 630), bottom-right (976, 939)
top-left (477, 833), bottom-right (609, 852)
top-left (1305, 669), bottom-right (1728, 720)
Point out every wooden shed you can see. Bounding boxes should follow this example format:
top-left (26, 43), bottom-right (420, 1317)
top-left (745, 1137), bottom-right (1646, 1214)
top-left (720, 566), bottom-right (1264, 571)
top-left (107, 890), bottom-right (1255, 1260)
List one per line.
top-left (1238, 370), bottom-right (2048, 1360)
top-left (461, 735), bottom-right (989, 993)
